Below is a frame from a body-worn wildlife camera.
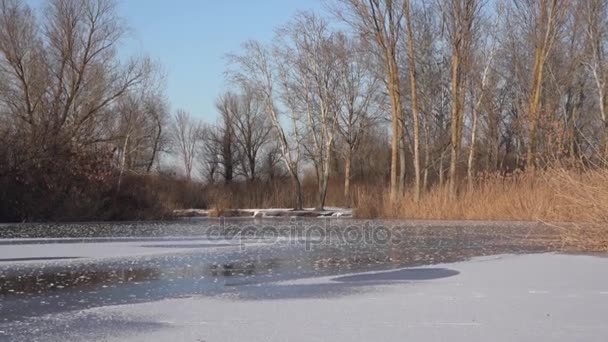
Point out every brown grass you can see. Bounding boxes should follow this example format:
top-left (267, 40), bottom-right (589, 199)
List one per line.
top-left (354, 172), bottom-right (554, 220)
top-left (171, 169), bottom-right (608, 251)
top-left (353, 169), bottom-right (608, 251)
top-left (200, 177), bottom-right (353, 212)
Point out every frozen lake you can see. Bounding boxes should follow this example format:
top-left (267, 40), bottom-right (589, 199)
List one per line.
top-left (1, 219), bottom-right (604, 341)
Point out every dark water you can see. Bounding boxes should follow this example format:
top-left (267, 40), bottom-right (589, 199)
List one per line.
top-left (0, 218), bottom-right (560, 335)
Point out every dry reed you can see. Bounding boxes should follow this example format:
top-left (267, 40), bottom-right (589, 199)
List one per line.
top-left (353, 169), bottom-right (608, 251)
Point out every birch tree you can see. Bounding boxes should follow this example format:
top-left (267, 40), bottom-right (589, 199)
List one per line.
top-left (403, 0), bottom-right (422, 201)
top-left (333, 0), bottom-right (405, 200)
top-left (518, 0), bottom-right (567, 168)
top-left (227, 40), bottom-right (305, 210)
top-left (276, 12), bottom-right (341, 210)
top-left (335, 34), bottom-right (381, 199)
top-left (443, 0), bottom-right (483, 198)
top-left (467, 35), bottom-right (496, 190)
top-left (582, 0), bottom-right (608, 159)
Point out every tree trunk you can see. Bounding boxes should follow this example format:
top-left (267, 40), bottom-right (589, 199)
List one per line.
top-left (449, 49), bottom-right (463, 199)
top-left (399, 125), bottom-right (407, 195)
top-left (249, 155), bottom-right (256, 182)
top-left (404, 0), bottom-right (422, 202)
top-left (117, 132), bottom-right (130, 193)
top-left (317, 165), bottom-right (330, 210)
top-left (526, 0), bottom-right (560, 169)
top-left (467, 104), bottom-right (479, 191)
top-left (439, 148), bottom-right (446, 187)
top-left (344, 151), bottom-right (352, 200)
top-left (526, 47), bottom-right (543, 170)
top-left (423, 131), bottom-right (430, 190)
top-left (386, 59), bottom-right (403, 201)
top-left (595, 80), bottom-right (607, 161)
top-left (602, 120), bottom-right (608, 163)
top-left (389, 91), bottom-right (400, 201)
top-left (599, 93), bottom-right (608, 162)
top-left (292, 172), bottom-right (303, 211)
top-left (147, 120), bottom-right (162, 173)
top-left (423, 109), bottom-right (431, 190)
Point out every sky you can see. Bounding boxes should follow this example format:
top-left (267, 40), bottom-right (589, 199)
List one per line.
top-left (27, 0), bottom-right (325, 121)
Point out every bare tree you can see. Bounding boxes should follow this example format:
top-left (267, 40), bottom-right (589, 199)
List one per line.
top-left (0, 0), bottom-right (151, 148)
top-left (408, 3), bottom-right (450, 189)
top-left (442, 0), bottom-right (483, 198)
top-left (466, 35), bottom-right (496, 190)
top-left (0, 0), bottom-right (160, 221)
top-left (230, 87), bottom-right (273, 181)
top-left (335, 33), bottom-right (381, 199)
top-left (276, 12), bottom-right (341, 210)
top-left (582, 0), bottom-right (608, 159)
top-left (114, 67), bottom-right (168, 189)
top-left (213, 92), bottom-right (240, 183)
top-left (197, 123), bottom-right (220, 184)
top-left (333, 0), bottom-right (405, 200)
top-left (227, 40), bottom-right (305, 210)
top-left (403, 0), bottom-right (422, 201)
top-left (516, 0), bottom-right (568, 168)
top-left (144, 94), bottom-right (170, 173)
top-left (45, 0), bottom-right (150, 144)
top-left (172, 110), bottom-right (200, 181)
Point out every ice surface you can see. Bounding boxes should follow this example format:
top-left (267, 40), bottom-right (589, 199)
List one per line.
top-left (5, 253), bottom-right (608, 342)
top-left (0, 239), bottom-right (241, 266)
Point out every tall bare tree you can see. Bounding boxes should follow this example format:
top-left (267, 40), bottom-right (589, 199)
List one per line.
top-left (213, 92), bottom-right (240, 183)
top-left (442, 0), bottom-right (483, 198)
top-left (582, 0), bottom-right (608, 159)
top-left (276, 12), bottom-right (342, 210)
top-left (403, 0), bottom-right (422, 201)
top-left (335, 34), bottom-right (381, 199)
top-left (227, 40), bottom-right (305, 209)
top-left (518, 0), bottom-right (567, 168)
top-left (333, 0), bottom-right (405, 200)
top-left (231, 87), bottom-right (273, 182)
top-left (466, 37), bottom-right (495, 189)
top-left (198, 123), bottom-right (220, 183)
top-left (172, 110), bottom-right (200, 181)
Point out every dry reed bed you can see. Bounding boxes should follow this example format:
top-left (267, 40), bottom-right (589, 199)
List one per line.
top-left (353, 170), bottom-right (608, 252)
top-left (197, 170), bottom-right (608, 252)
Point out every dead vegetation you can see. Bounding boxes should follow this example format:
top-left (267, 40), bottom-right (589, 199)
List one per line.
top-left (351, 169), bottom-right (608, 251)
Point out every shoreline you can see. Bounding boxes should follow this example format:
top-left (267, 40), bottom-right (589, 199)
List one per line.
top-left (174, 207), bottom-right (354, 218)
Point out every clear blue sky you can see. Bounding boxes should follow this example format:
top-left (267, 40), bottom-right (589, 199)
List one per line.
top-left (27, 0), bottom-right (324, 121)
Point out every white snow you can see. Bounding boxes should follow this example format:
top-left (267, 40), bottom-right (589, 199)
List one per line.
top-left (19, 253), bottom-right (608, 342)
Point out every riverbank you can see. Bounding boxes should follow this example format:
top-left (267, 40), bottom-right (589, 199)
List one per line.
top-left (174, 207), bottom-right (353, 218)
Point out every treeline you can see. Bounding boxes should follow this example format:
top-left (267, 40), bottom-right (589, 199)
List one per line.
top-left (194, 0), bottom-right (608, 211)
top-left (0, 0), bottom-right (175, 221)
top-left (2, 0), bottom-right (608, 221)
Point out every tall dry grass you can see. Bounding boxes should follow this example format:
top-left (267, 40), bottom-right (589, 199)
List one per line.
top-left (353, 169), bottom-right (608, 251)
top-left (354, 172), bottom-right (562, 221)
top-left (199, 169), bottom-right (608, 223)
top-left (169, 167), bottom-right (608, 251)
top-left (200, 177), bottom-right (353, 212)
top-left (547, 169), bottom-right (608, 251)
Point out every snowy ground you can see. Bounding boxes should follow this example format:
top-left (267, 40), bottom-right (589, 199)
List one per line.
top-left (3, 253), bottom-right (608, 342)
